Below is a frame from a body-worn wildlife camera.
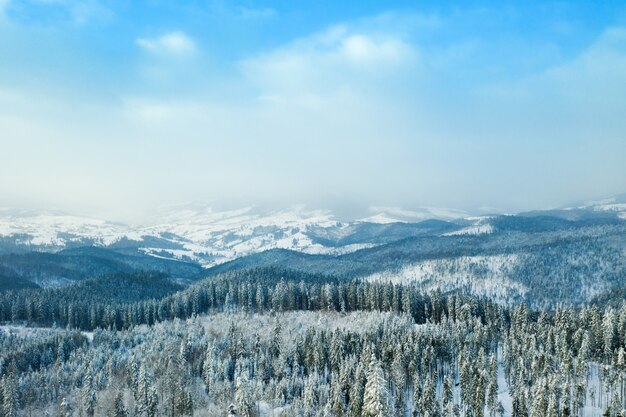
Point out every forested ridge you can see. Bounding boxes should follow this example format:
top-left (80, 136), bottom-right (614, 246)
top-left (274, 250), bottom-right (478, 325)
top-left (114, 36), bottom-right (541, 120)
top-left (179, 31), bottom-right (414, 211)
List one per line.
top-left (0, 249), bottom-right (204, 291)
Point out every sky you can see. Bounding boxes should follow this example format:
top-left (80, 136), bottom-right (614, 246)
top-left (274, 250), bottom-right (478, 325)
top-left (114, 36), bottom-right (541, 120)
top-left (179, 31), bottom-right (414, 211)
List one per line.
top-left (1, 1), bottom-right (625, 221)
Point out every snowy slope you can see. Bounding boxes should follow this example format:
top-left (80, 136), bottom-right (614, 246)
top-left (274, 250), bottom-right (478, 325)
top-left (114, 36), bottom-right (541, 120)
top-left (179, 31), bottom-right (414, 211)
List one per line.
top-left (582, 195), bottom-right (626, 219)
top-left (360, 206), bottom-right (469, 223)
top-left (548, 193), bottom-right (626, 220)
top-left (0, 206), bottom-right (383, 267)
top-left (365, 254), bottom-right (528, 305)
top-left (443, 217), bottom-right (494, 236)
top-left (0, 208), bottom-right (142, 247)
top-left (140, 205), bottom-right (353, 265)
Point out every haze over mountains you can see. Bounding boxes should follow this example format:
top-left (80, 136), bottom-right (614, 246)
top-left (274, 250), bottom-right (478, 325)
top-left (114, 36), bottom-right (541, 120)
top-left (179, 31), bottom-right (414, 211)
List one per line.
top-left (0, 194), bottom-right (624, 306)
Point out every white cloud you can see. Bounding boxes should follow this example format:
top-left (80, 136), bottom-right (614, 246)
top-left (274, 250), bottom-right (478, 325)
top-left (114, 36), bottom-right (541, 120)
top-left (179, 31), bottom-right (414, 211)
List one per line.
top-left (239, 24), bottom-right (418, 103)
top-left (136, 31), bottom-right (196, 56)
top-left (340, 35), bottom-right (408, 63)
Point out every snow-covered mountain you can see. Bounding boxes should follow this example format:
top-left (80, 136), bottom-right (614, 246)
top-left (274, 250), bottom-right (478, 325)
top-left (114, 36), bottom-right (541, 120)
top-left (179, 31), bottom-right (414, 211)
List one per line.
top-left (0, 206), bottom-right (340, 266)
top-left (0, 208), bottom-right (140, 247)
top-left (358, 206), bottom-right (470, 224)
top-left (580, 194), bottom-right (626, 219)
top-left (1, 196), bottom-right (624, 271)
top-left (521, 194), bottom-right (626, 221)
top-left (1, 199), bottom-right (625, 304)
top-left (1, 205), bottom-right (459, 267)
top-left (139, 205), bottom-right (364, 266)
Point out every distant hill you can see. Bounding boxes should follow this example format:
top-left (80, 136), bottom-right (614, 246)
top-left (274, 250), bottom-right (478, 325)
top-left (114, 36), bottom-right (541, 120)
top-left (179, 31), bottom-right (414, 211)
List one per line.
top-left (0, 203), bottom-right (624, 305)
top-left (0, 246), bottom-right (203, 289)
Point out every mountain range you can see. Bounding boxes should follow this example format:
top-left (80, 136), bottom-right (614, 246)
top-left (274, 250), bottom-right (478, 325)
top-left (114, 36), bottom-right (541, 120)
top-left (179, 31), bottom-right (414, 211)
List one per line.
top-left (0, 195), bottom-right (624, 306)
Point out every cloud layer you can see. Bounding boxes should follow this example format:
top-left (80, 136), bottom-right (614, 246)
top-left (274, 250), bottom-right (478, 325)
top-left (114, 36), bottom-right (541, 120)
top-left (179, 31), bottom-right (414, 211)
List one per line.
top-left (0, 3), bottom-right (625, 220)
top-left (136, 31), bottom-right (196, 56)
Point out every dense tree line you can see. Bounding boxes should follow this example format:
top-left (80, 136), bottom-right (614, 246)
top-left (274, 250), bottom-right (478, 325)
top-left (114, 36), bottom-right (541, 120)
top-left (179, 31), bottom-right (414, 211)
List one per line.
top-left (0, 268), bottom-right (453, 331)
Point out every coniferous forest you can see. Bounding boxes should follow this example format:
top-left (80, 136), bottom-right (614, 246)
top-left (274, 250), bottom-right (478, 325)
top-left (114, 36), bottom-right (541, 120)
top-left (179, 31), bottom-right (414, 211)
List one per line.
top-left (0, 267), bottom-right (625, 417)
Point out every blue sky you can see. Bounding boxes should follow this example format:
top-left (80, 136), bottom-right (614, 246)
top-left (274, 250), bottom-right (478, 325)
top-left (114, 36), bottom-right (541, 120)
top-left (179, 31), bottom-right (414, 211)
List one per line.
top-left (1, 1), bottom-right (625, 220)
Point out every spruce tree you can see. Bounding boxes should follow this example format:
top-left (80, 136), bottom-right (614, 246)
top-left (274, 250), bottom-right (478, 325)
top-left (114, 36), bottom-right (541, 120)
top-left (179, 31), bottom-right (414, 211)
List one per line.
top-left (111, 391), bottom-right (128, 417)
top-left (203, 344), bottom-right (215, 394)
top-left (362, 351), bottom-right (390, 417)
top-left (81, 370), bottom-right (97, 417)
top-left (2, 376), bottom-right (19, 417)
top-left (235, 375), bottom-right (256, 417)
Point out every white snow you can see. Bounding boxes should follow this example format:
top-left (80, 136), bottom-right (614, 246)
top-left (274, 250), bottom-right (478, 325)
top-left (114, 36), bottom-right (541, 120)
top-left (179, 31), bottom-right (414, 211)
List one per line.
top-left (0, 208), bottom-right (142, 247)
top-left (0, 324), bottom-right (91, 341)
top-left (592, 202), bottom-right (626, 212)
top-left (0, 204), bottom-right (488, 268)
top-left (0, 205), bottom-right (370, 267)
top-left (359, 213), bottom-right (405, 224)
top-left (140, 205), bottom-right (350, 266)
top-left (365, 206), bottom-right (469, 222)
top-left (365, 254), bottom-right (528, 304)
top-left (443, 223), bottom-right (494, 236)
top-left (2, 198), bottom-right (624, 272)
top-left (301, 242), bottom-right (376, 255)
top-left (573, 194), bottom-right (626, 219)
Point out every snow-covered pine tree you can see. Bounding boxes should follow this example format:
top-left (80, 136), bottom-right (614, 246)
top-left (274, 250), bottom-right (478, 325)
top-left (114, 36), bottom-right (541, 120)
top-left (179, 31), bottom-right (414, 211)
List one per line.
top-left (512, 389), bottom-right (528, 417)
top-left (331, 377), bottom-right (345, 416)
top-left (111, 391), bottom-right (128, 417)
top-left (604, 309), bottom-right (617, 363)
top-left (487, 377), bottom-right (498, 417)
top-left (303, 374), bottom-right (317, 411)
top-left (362, 351), bottom-right (390, 417)
top-left (203, 344), bottom-right (215, 394)
top-left (329, 331), bottom-right (345, 372)
top-left (81, 368), bottom-right (96, 417)
top-left (235, 374), bottom-right (256, 417)
top-left (146, 385), bottom-right (158, 417)
top-left (546, 381), bottom-right (559, 417)
top-left (421, 375), bottom-right (440, 417)
top-left (137, 363), bottom-right (157, 416)
top-left (349, 361), bottom-right (366, 417)
top-left (392, 345), bottom-right (407, 414)
top-left (2, 376), bottom-right (19, 417)
top-left (530, 379), bottom-right (547, 417)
